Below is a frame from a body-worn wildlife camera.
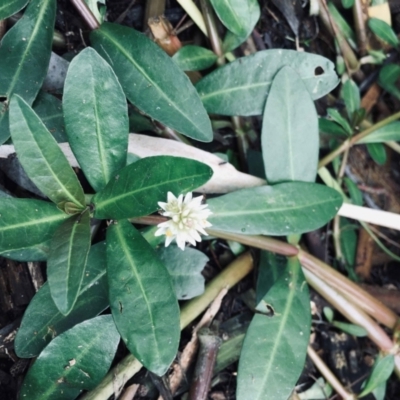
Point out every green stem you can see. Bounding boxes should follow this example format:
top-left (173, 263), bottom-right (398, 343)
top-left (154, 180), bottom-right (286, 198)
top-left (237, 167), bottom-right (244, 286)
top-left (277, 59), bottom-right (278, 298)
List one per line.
top-left (81, 252), bottom-right (254, 400)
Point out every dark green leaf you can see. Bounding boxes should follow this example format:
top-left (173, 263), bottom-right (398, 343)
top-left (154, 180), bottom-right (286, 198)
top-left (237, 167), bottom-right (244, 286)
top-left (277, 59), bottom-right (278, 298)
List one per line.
top-left (328, 2), bottom-right (357, 48)
top-left (210, 0), bottom-right (260, 37)
top-left (0, 240), bottom-right (51, 262)
top-left (367, 142), bottom-right (387, 165)
top-left (48, 210), bottom-right (91, 315)
top-left (0, 198), bottom-right (67, 253)
top-left (222, 30), bottom-right (247, 53)
top-left (378, 64), bottom-right (400, 100)
top-left (196, 50), bottom-right (339, 116)
top-left (172, 45), bottom-right (217, 71)
top-left (368, 18), bottom-right (399, 47)
top-left (342, 0), bottom-right (354, 8)
top-left (33, 91), bottom-right (67, 143)
top-left (237, 254), bottom-right (310, 400)
top-left (343, 178), bottom-right (362, 206)
top-left (20, 315), bottom-right (120, 400)
top-left (15, 242), bottom-right (109, 358)
top-left (262, 66), bottom-right (319, 183)
top-left (208, 183), bottom-right (343, 235)
top-left (360, 354), bottom-right (395, 397)
top-left (342, 79), bottom-right (360, 119)
top-left (63, 47), bottom-right (129, 192)
top-left (0, 0), bottom-right (29, 19)
top-left (92, 156), bottom-right (213, 220)
top-left (358, 122), bottom-right (400, 143)
top-left (9, 95), bottom-right (85, 211)
top-left (90, 22), bottom-right (213, 142)
top-left (327, 108), bottom-right (353, 135)
top-left (0, 0), bottom-right (56, 143)
top-left (319, 118), bottom-right (348, 136)
top-left (107, 220), bottom-right (180, 375)
top-left (157, 246), bottom-right (207, 299)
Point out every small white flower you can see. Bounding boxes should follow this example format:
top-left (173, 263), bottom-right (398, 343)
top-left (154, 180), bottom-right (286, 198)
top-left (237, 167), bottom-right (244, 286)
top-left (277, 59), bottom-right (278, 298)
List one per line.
top-left (155, 192), bottom-right (212, 251)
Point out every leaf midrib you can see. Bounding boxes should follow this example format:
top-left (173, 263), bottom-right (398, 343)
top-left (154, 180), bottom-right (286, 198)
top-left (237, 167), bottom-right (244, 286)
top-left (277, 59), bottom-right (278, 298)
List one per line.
top-left (0, 213), bottom-right (65, 234)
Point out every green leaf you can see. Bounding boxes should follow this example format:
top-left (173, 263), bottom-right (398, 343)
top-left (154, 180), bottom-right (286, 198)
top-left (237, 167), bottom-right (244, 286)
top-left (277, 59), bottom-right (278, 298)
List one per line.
top-left (196, 50), bottom-right (339, 116)
top-left (368, 18), bottom-right (399, 47)
top-left (343, 178), bottom-right (362, 206)
top-left (172, 45), bottom-right (217, 71)
top-left (9, 95), bottom-right (85, 211)
top-left (342, 79), bottom-right (360, 119)
top-left (360, 354), bottom-right (395, 397)
top-left (47, 210), bottom-right (91, 315)
top-left (378, 64), bottom-right (400, 100)
top-left (358, 122), bottom-right (400, 143)
top-left (327, 108), bottom-right (353, 135)
top-left (0, 198), bottom-right (67, 253)
top-left (92, 156), bottom-right (213, 220)
top-left (319, 118), bottom-right (348, 137)
top-left (0, 240), bottom-right (51, 262)
top-left (15, 242), bottom-right (109, 358)
top-left (332, 321), bottom-right (367, 337)
top-left (367, 142), bottom-right (387, 165)
top-left (0, 0), bottom-right (56, 143)
top-left (262, 66), bottom-right (319, 184)
top-left (107, 220), bottom-right (180, 375)
top-left (20, 315), bottom-right (120, 400)
top-left (157, 246), bottom-right (207, 300)
top-left (33, 91), bottom-right (67, 143)
top-left (0, 0), bottom-right (29, 19)
top-left (237, 254), bottom-right (310, 400)
top-left (208, 183), bottom-right (343, 235)
top-left (210, 0), bottom-right (260, 38)
top-left (342, 0), bottom-right (354, 8)
top-left (328, 2), bottom-right (357, 48)
top-left (323, 306), bottom-right (334, 323)
top-left (90, 22), bottom-right (213, 142)
top-left (222, 30), bottom-right (248, 53)
top-left (63, 47), bottom-right (129, 192)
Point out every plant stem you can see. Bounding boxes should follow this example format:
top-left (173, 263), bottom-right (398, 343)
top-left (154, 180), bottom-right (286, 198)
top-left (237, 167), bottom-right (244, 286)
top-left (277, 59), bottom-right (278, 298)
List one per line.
top-left (69, 0), bottom-right (100, 30)
top-left (353, 0), bottom-right (368, 55)
top-left (307, 346), bottom-right (356, 400)
top-left (176, 0), bottom-right (208, 36)
top-left (81, 252), bottom-right (254, 400)
top-left (319, 110), bottom-right (400, 168)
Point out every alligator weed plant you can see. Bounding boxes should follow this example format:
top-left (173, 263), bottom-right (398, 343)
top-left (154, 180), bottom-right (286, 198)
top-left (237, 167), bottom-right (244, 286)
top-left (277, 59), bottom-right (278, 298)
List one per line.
top-left (0, 0), bottom-right (398, 399)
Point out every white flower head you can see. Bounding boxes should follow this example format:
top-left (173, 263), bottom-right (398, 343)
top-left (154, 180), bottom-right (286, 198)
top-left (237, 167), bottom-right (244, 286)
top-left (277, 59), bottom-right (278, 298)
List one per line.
top-left (155, 192), bottom-right (212, 251)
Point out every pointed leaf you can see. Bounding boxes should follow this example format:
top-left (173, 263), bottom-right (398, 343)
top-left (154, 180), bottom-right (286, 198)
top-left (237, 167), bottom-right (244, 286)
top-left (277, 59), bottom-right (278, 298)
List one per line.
top-left (48, 210), bottom-right (91, 315)
top-left (210, 0), bottom-right (260, 37)
top-left (0, 198), bottom-right (67, 252)
top-left (90, 22), bottom-right (213, 142)
top-left (0, 0), bottom-right (56, 143)
top-left (15, 242), bottom-right (109, 358)
top-left (157, 246), bottom-right (207, 299)
top-left (327, 108), bottom-right (352, 135)
top-left (92, 156), bottom-right (213, 220)
top-left (366, 142), bottom-right (387, 165)
top-left (358, 122), bottom-right (400, 143)
top-left (63, 47), bottom-right (129, 192)
top-left (368, 18), bottom-right (399, 47)
top-left (341, 79), bottom-right (360, 119)
top-left (196, 50), bottom-right (339, 116)
top-left (237, 254), bottom-right (311, 400)
top-left (262, 66), bottom-right (319, 183)
top-left (107, 220), bottom-right (180, 375)
top-left (9, 95), bottom-right (85, 210)
top-left (20, 315), bottom-right (120, 400)
top-left (0, 0), bottom-right (29, 19)
top-left (208, 183), bottom-right (343, 235)
top-left (172, 45), bottom-right (218, 71)
top-left (0, 240), bottom-right (51, 262)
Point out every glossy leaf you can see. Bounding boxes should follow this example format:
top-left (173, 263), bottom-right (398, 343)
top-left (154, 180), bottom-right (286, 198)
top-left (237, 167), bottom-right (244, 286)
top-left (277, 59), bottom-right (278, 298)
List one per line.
top-left (0, 198), bottom-right (67, 253)
top-left (92, 156), bottom-right (213, 220)
top-left (368, 18), bottom-right (399, 47)
top-left (0, 0), bottom-right (29, 19)
top-left (15, 242), bottom-right (109, 358)
top-left (331, 321), bottom-right (367, 337)
top-left (0, 240), bottom-right (51, 262)
top-left (91, 22), bottom-right (213, 142)
top-left (0, 0), bottom-right (56, 143)
top-left (262, 66), bottom-right (319, 183)
top-left (210, 0), bottom-right (260, 37)
top-left (196, 50), bottom-right (339, 116)
top-left (237, 254), bottom-right (311, 400)
top-left (63, 47), bottom-right (129, 192)
top-left (343, 178), bottom-right (362, 206)
top-left (48, 210), bottom-right (91, 315)
top-left (157, 246), bottom-right (207, 299)
top-left (33, 91), bottom-right (67, 142)
top-left (342, 79), bottom-right (360, 119)
top-left (367, 142), bottom-right (387, 165)
top-left (20, 315), bottom-right (120, 400)
top-left (107, 220), bottom-right (180, 375)
top-left (358, 122), bottom-right (400, 143)
top-left (9, 95), bottom-right (85, 211)
top-left (208, 183), bottom-right (343, 235)
top-left (319, 118), bottom-right (348, 136)
top-left (327, 108), bottom-right (352, 135)
top-left (342, 0), bottom-right (354, 8)
top-left (360, 354), bottom-right (395, 397)
top-left (172, 45), bottom-right (217, 71)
